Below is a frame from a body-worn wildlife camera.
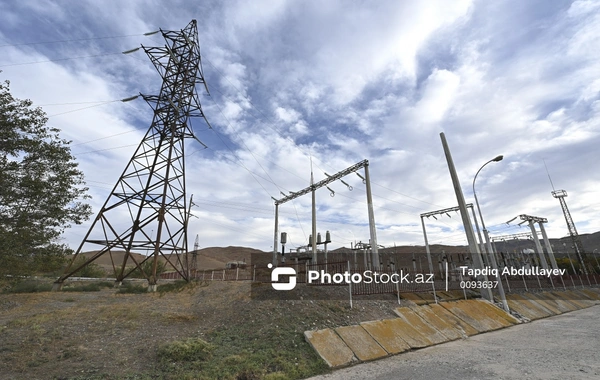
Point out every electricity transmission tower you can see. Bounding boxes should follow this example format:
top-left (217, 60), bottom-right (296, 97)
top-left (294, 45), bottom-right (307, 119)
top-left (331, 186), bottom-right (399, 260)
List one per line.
top-left (552, 189), bottom-right (587, 274)
top-left (192, 234), bottom-right (200, 273)
top-left (53, 20), bottom-right (210, 291)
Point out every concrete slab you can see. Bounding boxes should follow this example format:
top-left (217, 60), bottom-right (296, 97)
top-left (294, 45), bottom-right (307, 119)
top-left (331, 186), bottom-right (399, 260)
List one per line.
top-left (578, 289), bottom-right (600, 301)
top-left (371, 316), bottom-right (434, 348)
top-left (520, 293), bottom-right (563, 315)
top-left (437, 291), bottom-right (460, 301)
top-left (540, 291), bottom-right (578, 312)
top-left (505, 298), bottom-right (538, 320)
top-left (398, 292), bottom-right (429, 305)
top-left (528, 292), bottom-right (571, 313)
top-left (411, 305), bottom-right (463, 341)
top-left (360, 319), bottom-right (411, 355)
top-left (471, 299), bottom-right (519, 326)
top-left (553, 291), bottom-right (592, 309)
top-left (506, 293), bottom-right (555, 318)
top-left (334, 325), bottom-right (388, 362)
top-left (446, 300), bottom-right (507, 331)
top-left (440, 302), bottom-right (488, 332)
top-left (569, 290), bottom-right (600, 304)
top-left (394, 307), bottom-right (449, 345)
top-left (415, 292), bottom-right (438, 304)
top-left (427, 303), bottom-right (479, 336)
top-left (584, 288), bottom-right (600, 297)
top-left (304, 328), bottom-right (356, 368)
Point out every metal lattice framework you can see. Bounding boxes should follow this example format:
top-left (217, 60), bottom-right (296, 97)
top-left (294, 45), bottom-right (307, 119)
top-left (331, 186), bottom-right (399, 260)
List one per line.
top-left (54, 20), bottom-right (209, 290)
top-left (552, 189), bottom-right (587, 273)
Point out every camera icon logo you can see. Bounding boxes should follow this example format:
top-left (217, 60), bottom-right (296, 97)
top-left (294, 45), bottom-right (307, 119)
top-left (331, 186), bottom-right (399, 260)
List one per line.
top-left (268, 263), bottom-right (297, 290)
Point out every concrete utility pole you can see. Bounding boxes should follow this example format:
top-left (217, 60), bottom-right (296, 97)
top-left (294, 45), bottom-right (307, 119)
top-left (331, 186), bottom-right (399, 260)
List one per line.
top-left (364, 162), bottom-right (380, 269)
top-left (439, 132), bottom-right (492, 302)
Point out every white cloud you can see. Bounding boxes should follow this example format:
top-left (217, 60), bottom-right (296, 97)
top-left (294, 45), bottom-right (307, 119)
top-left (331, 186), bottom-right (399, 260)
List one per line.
top-left (2, 0), bottom-right (599, 255)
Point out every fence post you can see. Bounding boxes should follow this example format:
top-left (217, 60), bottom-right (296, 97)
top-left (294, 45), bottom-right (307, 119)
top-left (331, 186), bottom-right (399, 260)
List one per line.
top-left (222, 269), bottom-right (225, 281)
top-left (395, 269), bottom-right (401, 305)
top-left (431, 274), bottom-right (438, 304)
top-left (348, 261), bottom-right (353, 309)
top-left (211, 271), bottom-right (214, 281)
top-left (236, 267), bottom-right (239, 281)
top-left (459, 271), bottom-right (467, 300)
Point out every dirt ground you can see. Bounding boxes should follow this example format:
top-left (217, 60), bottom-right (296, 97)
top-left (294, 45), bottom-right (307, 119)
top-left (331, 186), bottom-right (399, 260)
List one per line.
top-left (0, 279), bottom-right (404, 380)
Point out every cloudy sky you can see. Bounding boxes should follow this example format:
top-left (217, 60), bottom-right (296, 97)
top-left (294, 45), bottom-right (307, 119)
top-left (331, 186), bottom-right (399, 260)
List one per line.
top-left (1, 0), bottom-right (599, 254)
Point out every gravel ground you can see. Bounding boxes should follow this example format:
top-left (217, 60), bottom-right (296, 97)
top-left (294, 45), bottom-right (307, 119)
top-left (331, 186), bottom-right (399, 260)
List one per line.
top-left (306, 305), bottom-right (600, 380)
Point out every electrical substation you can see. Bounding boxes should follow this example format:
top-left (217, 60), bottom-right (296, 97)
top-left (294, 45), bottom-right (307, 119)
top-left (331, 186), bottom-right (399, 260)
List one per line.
top-left (48, 21), bottom-right (598, 295)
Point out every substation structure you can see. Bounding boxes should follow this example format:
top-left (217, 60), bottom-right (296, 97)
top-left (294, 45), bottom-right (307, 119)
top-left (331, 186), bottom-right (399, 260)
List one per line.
top-left (420, 204), bottom-right (486, 274)
top-left (552, 189), bottom-right (587, 274)
top-left (272, 159), bottom-right (380, 269)
top-left (53, 20), bottom-right (210, 291)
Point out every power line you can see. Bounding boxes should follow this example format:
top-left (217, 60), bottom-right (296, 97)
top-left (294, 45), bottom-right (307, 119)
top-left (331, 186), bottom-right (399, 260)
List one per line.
top-left (0, 32), bottom-right (159, 48)
top-left (0, 51), bottom-right (124, 68)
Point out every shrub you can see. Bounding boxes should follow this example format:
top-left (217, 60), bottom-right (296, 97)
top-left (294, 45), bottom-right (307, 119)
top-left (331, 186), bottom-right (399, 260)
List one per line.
top-left (70, 256), bottom-right (107, 278)
top-left (116, 282), bottom-right (148, 294)
top-left (62, 281), bottom-right (114, 292)
top-left (3, 280), bottom-right (52, 293)
top-left (158, 338), bottom-right (214, 362)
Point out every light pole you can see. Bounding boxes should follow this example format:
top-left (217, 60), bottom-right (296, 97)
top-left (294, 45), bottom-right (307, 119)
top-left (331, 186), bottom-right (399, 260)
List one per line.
top-left (473, 155), bottom-right (509, 312)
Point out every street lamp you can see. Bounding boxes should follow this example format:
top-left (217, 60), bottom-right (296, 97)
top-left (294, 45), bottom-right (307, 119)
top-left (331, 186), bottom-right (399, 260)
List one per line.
top-left (472, 155), bottom-right (509, 312)
top-left (473, 155), bottom-right (503, 256)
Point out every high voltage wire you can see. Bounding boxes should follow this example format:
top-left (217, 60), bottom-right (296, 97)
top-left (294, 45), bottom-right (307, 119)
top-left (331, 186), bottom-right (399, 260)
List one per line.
top-left (0, 51), bottom-right (125, 68)
top-left (0, 32), bottom-right (158, 48)
top-left (7, 29), bottom-right (483, 245)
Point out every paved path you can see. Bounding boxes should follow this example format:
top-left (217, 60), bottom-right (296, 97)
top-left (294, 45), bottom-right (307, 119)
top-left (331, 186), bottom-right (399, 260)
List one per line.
top-left (306, 305), bottom-right (600, 380)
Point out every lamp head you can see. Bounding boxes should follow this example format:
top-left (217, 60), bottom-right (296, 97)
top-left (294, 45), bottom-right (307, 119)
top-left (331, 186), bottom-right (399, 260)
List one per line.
top-left (493, 155), bottom-right (504, 162)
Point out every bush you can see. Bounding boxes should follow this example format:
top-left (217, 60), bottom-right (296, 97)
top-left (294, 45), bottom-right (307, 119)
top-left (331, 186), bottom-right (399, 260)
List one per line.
top-left (70, 256), bottom-right (107, 278)
top-left (62, 281), bottom-right (114, 292)
top-left (3, 280), bottom-right (52, 293)
top-left (130, 259), bottom-right (166, 279)
top-left (116, 282), bottom-right (148, 294)
top-left (157, 280), bottom-right (193, 294)
top-left (158, 338), bottom-right (214, 362)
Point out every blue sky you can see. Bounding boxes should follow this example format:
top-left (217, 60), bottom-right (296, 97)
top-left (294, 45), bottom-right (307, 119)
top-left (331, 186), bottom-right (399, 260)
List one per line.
top-left (1, 0), bottom-right (599, 253)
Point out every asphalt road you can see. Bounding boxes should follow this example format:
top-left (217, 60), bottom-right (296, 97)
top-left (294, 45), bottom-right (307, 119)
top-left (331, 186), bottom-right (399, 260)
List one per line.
top-left (306, 305), bottom-right (600, 380)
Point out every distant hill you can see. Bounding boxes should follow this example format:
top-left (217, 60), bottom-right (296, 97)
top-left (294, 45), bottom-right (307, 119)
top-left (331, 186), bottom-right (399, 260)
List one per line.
top-left (71, 246), bottom-right (270, 272)
top-left (70, 232), bottom-right (600, 273)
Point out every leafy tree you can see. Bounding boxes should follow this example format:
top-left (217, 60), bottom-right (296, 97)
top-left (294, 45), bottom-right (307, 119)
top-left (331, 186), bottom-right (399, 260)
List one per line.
top-left (0, 79), bottom-right (92, 276)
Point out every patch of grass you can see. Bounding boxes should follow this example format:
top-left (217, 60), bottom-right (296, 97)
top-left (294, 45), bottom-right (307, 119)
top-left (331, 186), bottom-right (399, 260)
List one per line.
top-left (157, 280), bottom-right (194, 294)
top-left (62, 281), bottom-right (114, 292)
top-left (116, 282), bottom-right (148, 294)
top-left (158, 337), bottom-right (214, 362)
top-left (3, 280), bottom-right (52, 293)
top-left (155, 315), bottom-right (329, 380)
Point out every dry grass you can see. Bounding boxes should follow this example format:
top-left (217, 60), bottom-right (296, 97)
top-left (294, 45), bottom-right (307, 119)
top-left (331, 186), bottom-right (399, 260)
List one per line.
top-left (0, 279), bottom-right (402, 379)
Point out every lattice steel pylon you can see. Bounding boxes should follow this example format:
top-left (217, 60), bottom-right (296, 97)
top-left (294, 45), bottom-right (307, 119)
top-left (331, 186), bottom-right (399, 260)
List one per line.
top-left (552, 189), bottom-right (587, 274)
top-left (53, 20), bottom-right (210, 291)
top-left (192, 234), bottom-right (200, 273)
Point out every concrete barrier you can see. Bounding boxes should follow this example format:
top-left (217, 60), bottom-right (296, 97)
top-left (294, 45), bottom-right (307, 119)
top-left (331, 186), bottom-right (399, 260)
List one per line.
top-left (410, 304), bottom-right (464, 341)
top-left (305, 290), bottom-right (599, 368)
top-left (304, 328), bottom-right (356, 368)
top-left (360, 319), bottom-right (412, 354)
top-left (334, 325), bottom-right (388, 362)
top-left (394, 307), bottom-right (449, 345)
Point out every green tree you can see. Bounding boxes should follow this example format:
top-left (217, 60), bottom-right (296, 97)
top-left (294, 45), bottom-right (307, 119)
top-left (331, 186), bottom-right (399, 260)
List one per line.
top-left (0, 79), bottom-right (92, 276)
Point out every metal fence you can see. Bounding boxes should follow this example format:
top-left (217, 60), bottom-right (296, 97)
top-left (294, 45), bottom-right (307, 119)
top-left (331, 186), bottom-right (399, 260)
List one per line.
top-left (159, 262), bottom-right (600, 298)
